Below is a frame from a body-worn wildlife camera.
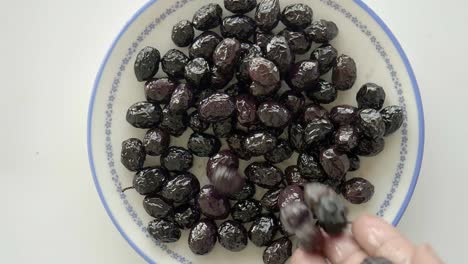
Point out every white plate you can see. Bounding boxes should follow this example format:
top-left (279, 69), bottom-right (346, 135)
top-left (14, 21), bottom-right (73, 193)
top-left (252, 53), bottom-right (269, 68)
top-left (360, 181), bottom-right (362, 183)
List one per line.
top-left (87, 0), bottom-right (424, 263)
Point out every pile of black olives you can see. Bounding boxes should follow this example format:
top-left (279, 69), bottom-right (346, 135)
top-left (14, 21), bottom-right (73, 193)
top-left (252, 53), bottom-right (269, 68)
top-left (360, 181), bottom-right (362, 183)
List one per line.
top-left (122, 1), bottom-right (404, 263)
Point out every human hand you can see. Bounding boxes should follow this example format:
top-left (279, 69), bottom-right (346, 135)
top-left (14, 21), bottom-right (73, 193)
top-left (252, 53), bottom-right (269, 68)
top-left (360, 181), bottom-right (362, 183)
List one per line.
top-left (291, 214), bottom-right (443, 264)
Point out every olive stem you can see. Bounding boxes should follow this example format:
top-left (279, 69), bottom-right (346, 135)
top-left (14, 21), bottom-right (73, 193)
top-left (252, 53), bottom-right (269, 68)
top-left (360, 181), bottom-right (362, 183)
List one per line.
top-left (121, 186), bottom-right (135, 193)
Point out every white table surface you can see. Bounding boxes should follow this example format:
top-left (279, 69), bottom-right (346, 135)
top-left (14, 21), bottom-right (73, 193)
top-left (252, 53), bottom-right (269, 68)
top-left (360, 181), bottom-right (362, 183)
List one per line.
top-left (1, 0), bottom-right (467, 263)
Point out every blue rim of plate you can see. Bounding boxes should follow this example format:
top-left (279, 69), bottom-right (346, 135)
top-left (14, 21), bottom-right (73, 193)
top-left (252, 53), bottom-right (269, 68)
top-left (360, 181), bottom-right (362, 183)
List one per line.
top-left (87, 0), bottom-right (425, 263)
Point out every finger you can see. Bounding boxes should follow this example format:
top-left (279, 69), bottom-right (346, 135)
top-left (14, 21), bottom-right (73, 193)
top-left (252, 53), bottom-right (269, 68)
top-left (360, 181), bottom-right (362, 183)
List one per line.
top-left (324, 234), bottom-right (368, 264)
top-left (352, 214), bottom-right (414, 263)
top-left (412, 244), bottom-right (443, 264)
top-left (291, 248), bottom-right (327, 264)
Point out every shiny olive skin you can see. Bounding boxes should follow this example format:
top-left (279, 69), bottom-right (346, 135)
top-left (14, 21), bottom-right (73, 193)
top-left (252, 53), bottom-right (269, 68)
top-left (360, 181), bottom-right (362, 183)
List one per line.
top-left (342, 177), bottom-right (375, 204)
top-left (143, 128), bottom-right (170, 156)
top-left (188, 219), bottom-right (218, 255)
top-left (126, 101), bottom-right (162, 129)
top-left (148, 219), bottom-right (181, 243)
top-left (121, 138), bottom-right (146, 172)
top-left (192, 3), bottom-right (223, 31)
top-left (255, 0), bottom-right (281, 32)
top-left (263, 237), bottom-right (292, 264)
top-left (171, 20), bottom-right (194, 47)
top-left (304, 19), bottom-right (339, 43)
top-left (161, 49), bottom-right (190, 79)
top-left (248, 214), bottom-right (279, 247)
top-left (134, 46), bottom-right (160, 82)
top-left (218, 220), bottom-right (249, 251)
top-left (221, 15), bottom-right (257, 41)
top-left (245, 162), bottom-right (283, 189)
top-left (145, 78), bottom-right (178, 104)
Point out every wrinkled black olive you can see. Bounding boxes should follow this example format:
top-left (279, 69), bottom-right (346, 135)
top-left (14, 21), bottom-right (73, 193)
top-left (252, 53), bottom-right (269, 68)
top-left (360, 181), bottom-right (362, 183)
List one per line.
top-left (161, 49), bottom-right (190, 79)
top-left (310, 44), bottom-right (338, 74)
top-left (192, 3), bottom-right (223, 31)
top-left (357, 108), bottom-right (386, 139)
top-left (287, 60), bottom-right (320, 92)
top-left (168, 83), bottom-right (193, 114)
top-left (380, 105), bottom-right (404, 136)
top-left (302, 104), bottom-right (330, 124)
top-left (245, 161), bottom-right (283, 189)
top-left (189, 31), bottom-right (222, 61)
top-left (332, 54), bottom-right (357, 91)
top-left (231, 199), bottom-right (263, 223)
top-left (304, 19), bottom-right (339, 43)
top-left (243, 132), bottom-right (277, 156)
top-left (160, 173), bottom-right (200, 204)
top-left (121, 138), bottom-right (146, 171)
top-left (266, 36), bottom-right (294, 77)
top-left (306, 79), bottom-right (337, 104)
top-left (235, 94), bottom-right (258, 126)
top-left (320, 147), bottom-right (350, 180)
top-left (188, 132), bottom-right (221, 157)
top-left (279, 29), bottom-right (311, 55)
top-left (126, 101), bottom-right (161, 129)
top-left (132, 167), bottom-right (168, 195)
top-left (173, 204), bottom-right (201, 229)
top-left (263, 237), bottom-right (292, 264)
top-left (355, 137), bottom-right (385, 157)
top-left (278, 184), bottom-right (304, 209)
top-left (342, 177), bottom-right (375, 204)
top-left (218, 220), bottom-right (249, 251)
top-left (221, 15), bottom-right (257, 41)
top-left (197, 185), bottom-right (231, 220)
top-left (288, 123), bottom-right (307, 152)
top-left (227, 130), bottom-right (252, 160)
top-left (357, 83), bottom-right (386, 110)
top-left (211, 66), bottom-right (234, 90)
top-left (285, 165), bottom-right (308, 186)
top-left (280, 90), bottom-right (305, 117)
top-left (188, 219), bottom-right (217, 255)
top-left (185, 58), bottom-right (211, 88)
top-left (213, 117), bottom-right (235, 138)
top-left (198, 92), bottom-right (235, 122)
top-left (171, 20), bottom-right (195, 47)
top-left (134, 46), bottom-right (160, 82)
top-left (257, 101), bottom-right (291, 128)
top-left (281, 4), bottom-right (313, 30)
top-left (143, 128), bottom-right (170, 156)
top-left (145, 78), bottom-right (177, 104)
top-left (188, 111), bottom-right (210, 133)
top-left (297, 153), bottom-right (325, 179)
top-left (334, 125), bottom-right (359, 152)
top-left (248, 57), bottom-right (281, 87)
top-left (224, 0), bottom-right (257, 14)
top-left (159, 106), bottom-right (188, 137)
top-left (255, 0), bottom-right (281, 32)
top-left (265, 139), bottom-right (293, 164)
top-left (249, 214), bottom-right (279, 247)
top-left (160, 146), bottom-right (193, 172)
top-left (148, 219), bottom-right (181, 243)
top-left (260, 189), bottom-right (281, 212)
top-left (143, 196), bottom-right (173, 219)
top-left (213, 38), bottom-right (242, 74)
top-left (255, 29), bottom-right (274, 52)
top-left (330, 105), bottom-right (358, 126)
top-left (303, 118), bottom-right (334, 146)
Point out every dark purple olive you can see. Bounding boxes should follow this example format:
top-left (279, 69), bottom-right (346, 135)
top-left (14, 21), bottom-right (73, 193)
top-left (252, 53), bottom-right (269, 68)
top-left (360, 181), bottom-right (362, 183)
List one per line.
top-left (213, 38), bottom-right (242, 73)
top-left (168, 83), bottom-right (193, 114)
top-left (121, 138), bottom-right (146, 172)
top-left (245, 161), bottom-right (283, 189)
top-left (357, 109), bottom-right (386, 139)
top-left (210, 66), bottom-right (234, 90)
top-left (248, 57), bottom-right (281, 86)
top-left (280, 90), bottom-right (305, 117)
top-left (381, 105), bottom-right (404, 136)
top-left (303, 104), bottom-right (330, 124)
top-left (257, 101), bottom-right (291, 128)
top-left (261, 189), bottom-right (282, 212)
top-left (255, 29), bottom-right (274, 52)
top-left (188, 219), bottom-right (217, 255)
top-left (192, 3), bottom-right (223, 31)
top-left (159, 173), bottom-right (200, 204)
top-left (281, 3), bottom-right (313, 30)
top-left (143, 128), bottom-right (170, 156)
top-left (221, 15), bottom-right (257, 41)
top-left (265, 139), bottom-right (293, 164)
top-left (342, 177), bottom-right (375, 204)
top-left (189, 31), bottom-right (222, 61)
top-left (304, 19), bottom-right (339, 43)
top-left (173, 204), bottom-right (201, 229)
top-left (132, 167), bottom-right (168, 195)
top-left (160, 147), bottom-right (193, 172)
top-left (357, 83), bottom-right (386, 110)
top-left (188, 132), bottom-right (221, 157)
top-left (297, 153), bottom-right (325, 179)
top-left (185, 58), bottom-right (211, 88)
top-left (288, 123), bottom-right (307, 152)
top-left (248, 214), bottom-right (279, 247)
top-left (334, 125), bottom-right (360, 152)
top-left (332, 54), bottom-right (357, 91)
top-left (265, 36), bottom-right (294, 77)
top-left (188, 111), bottom-right (209, 133)
top-left (287, 60), bottom-right (320, 92)
top-left (243, 132), bottom-right (277, 156)
top-left (143, 196), bottom-right (173, 219)
top-left (231, 199), bottom-right (263, 223)
top-left (147, 219), bottom-right (180, 243)
top-left (224, 0), bottom-right (257, 14)
top-left (285, 166), bottom-right (308, 186)
top-left (197, 185), bottom-right (231, 220)
top-left (134, 46), bottom-right (160, 82)
top-left (303, 118), bottom-right (334, 146)
top-left (161, 49), bottom-right (190, 79)
top-left (330, 105), bottom-right (358, 126)
top-left (218, 220), bottom-right (249, 251)
top-left (159, 106), bottom-right (188, 136)
top-left (126, 101), bottom-right (162, 129)
top-left (306, 79), bottom-right (337, 104)
top-left (249, 81), bottom-right (281, 97)
top-left (145, 78), bottom-right (177, 104)
top-left (310, 44), bottom-right (338, 74)
top-left (171, 20), bottom-right (194, 47)
top-left (263, 237), bottom-right (292, 264)
top-left (235, 94), bottom-right (258, 126)
top-left (279, 29), bottom-right (311, 55)
top-left (255, 0), bottom-right (281, 32)
top-left (226, 131), bottom-right (252, 160)
top-left (320, 147), bottom-right (350, 180)
top-left (355, 137), bottom-right (385, 157)
top-left (198, 93), bottom-right (235, 122)
top-left (278, 185), bottom-right (304, 209)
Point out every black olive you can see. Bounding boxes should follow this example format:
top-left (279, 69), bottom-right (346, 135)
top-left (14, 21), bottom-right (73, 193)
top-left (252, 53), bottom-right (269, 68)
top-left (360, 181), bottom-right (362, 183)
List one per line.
top-left (192, 3), bottom-right (223, 31)
top-left (171, 20), bottom-right (194, 47)
top-left (134, 46), bottom-right (160, 82)
top-left (121, 138), bottom-right (146, 172)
